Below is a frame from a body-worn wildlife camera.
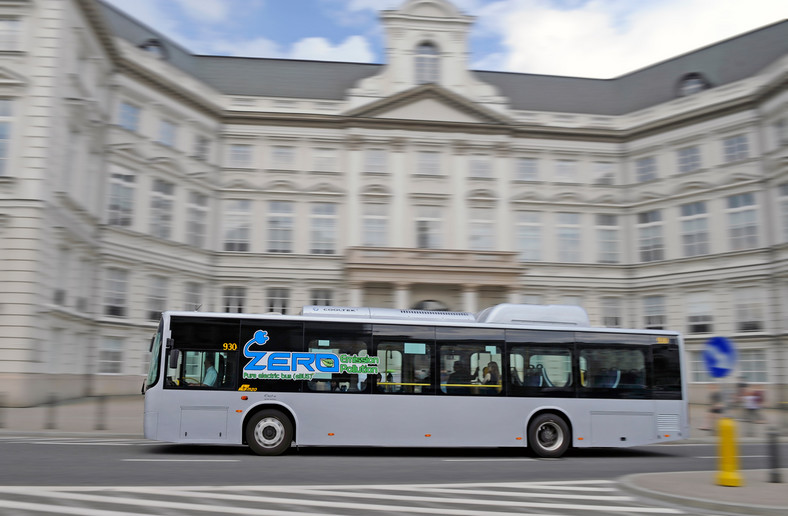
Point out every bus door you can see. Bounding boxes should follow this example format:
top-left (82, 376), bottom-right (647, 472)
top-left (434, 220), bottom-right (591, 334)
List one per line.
top-left (164, 317), bottom-right (240, 441)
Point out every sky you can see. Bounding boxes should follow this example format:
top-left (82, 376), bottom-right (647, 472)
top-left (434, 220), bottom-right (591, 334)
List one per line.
top-left (103, 0), bottom-right (787, 79)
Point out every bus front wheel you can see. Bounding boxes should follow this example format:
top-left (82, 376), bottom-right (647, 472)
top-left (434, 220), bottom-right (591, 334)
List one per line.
top-left (246, 410), bottom-right (293, 456)
top-left (528, 413), bottom-right (570, 458)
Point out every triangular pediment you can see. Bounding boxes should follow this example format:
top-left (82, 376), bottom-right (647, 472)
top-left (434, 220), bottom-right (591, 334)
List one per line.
top-left (345, 84), bottom-right (511, 125)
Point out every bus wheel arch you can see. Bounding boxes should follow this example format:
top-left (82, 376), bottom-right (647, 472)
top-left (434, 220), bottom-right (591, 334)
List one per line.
top-left (527, 410), bottom-right (572, 458)
top-left (243, 405), bottom-right (296, 455)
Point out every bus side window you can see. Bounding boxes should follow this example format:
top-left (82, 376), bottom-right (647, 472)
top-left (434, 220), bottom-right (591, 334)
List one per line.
top-left (652, 342), bottom-right (681, 399)
top-left (305, 322), bottom-right (372, 394)
top-left (376, 342), bottom-right (433, 394)
top-left (578, 346), bottom-right (647, 398)
top-left (508, 345), bottom-right (573, 397)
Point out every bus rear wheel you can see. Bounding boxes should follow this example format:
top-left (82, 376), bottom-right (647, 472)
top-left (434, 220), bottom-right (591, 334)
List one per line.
top-left (246, 410), bottom-right (293, 456)
top-left (528, 413), bottom-right (570, 458)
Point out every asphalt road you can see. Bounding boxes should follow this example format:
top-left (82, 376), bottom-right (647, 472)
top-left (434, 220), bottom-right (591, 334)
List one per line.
top-left (0, 436), bottom-right (783, 487)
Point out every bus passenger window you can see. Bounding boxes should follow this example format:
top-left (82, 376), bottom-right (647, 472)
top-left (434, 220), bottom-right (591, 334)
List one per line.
top-left (578, 347), bottom-right (647, 398)
top-left (440, 344), bottom-right (502, 395)
top-left (508, 346), bottom-right (573, 397)
top-left (376, 342), bottom-right (433, 394)
top-left (304, 322), bottom-right (372, 394)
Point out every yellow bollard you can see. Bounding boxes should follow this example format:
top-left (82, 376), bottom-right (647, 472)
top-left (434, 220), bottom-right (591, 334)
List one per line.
top-left (716, 417), bottom-right (743, 487)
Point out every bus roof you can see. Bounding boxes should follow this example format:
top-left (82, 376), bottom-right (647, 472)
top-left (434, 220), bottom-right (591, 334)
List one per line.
top-left (161, 304), bottom-right (680, 336)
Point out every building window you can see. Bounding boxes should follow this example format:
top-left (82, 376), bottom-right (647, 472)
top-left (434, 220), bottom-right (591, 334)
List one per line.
top-left (690, 351), bottom-right (712, 383)
top-left (313, 147), bottom-right (338, 172)
top-left (417, 150), bottom-right (441, 175)
top-left (107, 170), bottom-right (135, 227)
top-left (780, 184), bottom-right (788, 243)
top-left (271, 145), bottom-right (295, 169)
top-left (738, 350), bottom-right (768, 383)
top-left (0, 18), bottom-right (21, 51)
top-left (362, 203), bottom-right (388, 247)
top-left (680, 201), bottom-right (709, 257)
top-left (0, 99), bottom-right (12, 176)
top-left (223, 286), bottom-right (245, 313)
top-left (158, 119), bottom-right (176, 147)
top-left (229, 144), bottom-right (252, 167)
top-left (677, 146), bottom-right (701, 173)
top-left (310, 203), bottom-right (336, 254)
top-left (267, 288), bottom-right (289, 314)
top-left (727, 192), bottom-right (758, 250)
top-left (515, 157), bottom-right (539, 181)
top-left (469, 155), bottom-right (491, 179)
top-left (364, 148), bottom-right (387, 174)
top-left (774, 119), bottom-right (787, 147)
top-left (118, 101), bottom-right (141, 132)
top-left (183, 282), bottom-right (202, 311)
top-left (311, 289), bottom-right (333, 306)
top-left (139, 38), bottom-right (167, 59)
top-left (98, 337), bottom-right (123, 374)
top-left (516, 211), bottom-right (541, 261)
top-left (193, 135), bottom-right (210, 161)
top-left (592, 162), bottom-right (616, 185)
top-left (268, 201), bottom-right (294, 253)
top-left (104, 268), bottom-right (128, 317)
top-left (186, 191), bottom-right (207, 248)
top-left (555, 160), bottom-right (578, 183)
top-left (686, 292), bottom-right (713, 334)
top-left (643, 295), bottom-right (665, 330)
top-left (557, 212), bottom-right (581, 262)
top-left (415, 206), bottom-right (442, 249)
top-left (150, 179), bottom-right (174, 239)
top-left (723, 134), bottom-right (749, 163)
top-left (469, 208), bottom-right (494, 250)
top-left (638, 210), bottom-right (664, 262)
top-left (601, 297), bottom-right (622, 327)
top-left (415, 41), bottom-right (439, 84)
top-left (147, 275), bottom-right (168, 321)
top-left (635, 156), bottom-right (657, 182)
top-left (735, 287), bottom-right (763, 332)
top-left (596, 214), bottom-right (619, 264)
top-left (224, 200), bottom-right (251, 252)
top-left (677, 72), bottom-right (711, 97)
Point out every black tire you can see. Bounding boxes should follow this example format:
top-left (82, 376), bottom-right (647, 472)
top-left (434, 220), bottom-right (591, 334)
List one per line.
top-left (528, 413), bottom-right (570, 458)
top-left (246, 410), bottom-right (293, 456)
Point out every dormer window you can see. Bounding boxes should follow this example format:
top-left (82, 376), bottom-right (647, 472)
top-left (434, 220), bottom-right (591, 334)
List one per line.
top-left (677, 72), bottom-right (711, 97)
top-left (415, 42), bottom-right (440, 84)
top-left (139, 38), bottom-right (167, 60)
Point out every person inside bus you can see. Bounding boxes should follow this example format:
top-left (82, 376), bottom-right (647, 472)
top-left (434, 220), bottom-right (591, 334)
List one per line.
top-left (446, 360), bottom-right (472, 394)
top-left (200, 356), bottom-right (218, 387)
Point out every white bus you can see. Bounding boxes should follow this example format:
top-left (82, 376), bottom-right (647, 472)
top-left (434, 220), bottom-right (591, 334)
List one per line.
top-left (143, 304), bottom-right (688, 457)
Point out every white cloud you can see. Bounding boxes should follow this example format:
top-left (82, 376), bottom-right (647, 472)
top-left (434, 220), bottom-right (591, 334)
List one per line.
top-left (172, 0), bottom-right (230, 23)
top-left (290, 35), bottom-right (375, 62)
top-left (211, 37), bottom-right (283, 58)
top-left (477, 0), bottom-right (788, 78)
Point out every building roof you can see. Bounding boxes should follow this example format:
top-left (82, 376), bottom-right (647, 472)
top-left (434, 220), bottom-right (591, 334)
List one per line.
top-left (97, 1), bottom-right (787, 115)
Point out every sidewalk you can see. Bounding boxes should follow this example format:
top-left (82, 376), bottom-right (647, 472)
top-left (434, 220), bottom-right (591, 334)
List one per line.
top-left (0, 395), bottom-right (143, 437)
top-left (621, 469), bottom-right (788, 516)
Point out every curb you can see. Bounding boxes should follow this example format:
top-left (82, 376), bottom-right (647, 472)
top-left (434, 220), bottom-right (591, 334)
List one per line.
top-left (619, 471), bottom-right (788, 516)
top-left (0, 430), bottom-right (144, 439)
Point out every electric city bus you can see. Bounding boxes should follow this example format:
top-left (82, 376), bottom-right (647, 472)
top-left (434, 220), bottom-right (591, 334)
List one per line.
top-left (143, 304), bottom-right (688, 457)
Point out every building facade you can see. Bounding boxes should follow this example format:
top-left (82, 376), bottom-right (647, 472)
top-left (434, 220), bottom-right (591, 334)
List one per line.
top-left (0, 0), bottom-right (786, 406)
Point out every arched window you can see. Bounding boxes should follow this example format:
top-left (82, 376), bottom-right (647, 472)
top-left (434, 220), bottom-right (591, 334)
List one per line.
top-left (139, 38), bottom-right (168, 60)
top-left (677, 72), bottom-right (711, 97)
top-left (415, 42), bottom-right (440, 84)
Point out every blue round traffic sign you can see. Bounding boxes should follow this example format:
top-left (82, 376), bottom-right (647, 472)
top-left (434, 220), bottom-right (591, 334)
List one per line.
top-left (703, 336), bottom-right (736, 378)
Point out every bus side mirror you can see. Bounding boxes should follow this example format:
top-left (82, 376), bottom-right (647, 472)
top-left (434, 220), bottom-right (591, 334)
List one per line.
top-left (168, 348), bottom-right (180, 369)
top-left (166, 339), bottom-right (179, 369)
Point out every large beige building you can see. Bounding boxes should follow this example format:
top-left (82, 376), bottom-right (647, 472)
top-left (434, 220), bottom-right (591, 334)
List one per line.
top-left (0, 0), bottom-right (786, 406)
